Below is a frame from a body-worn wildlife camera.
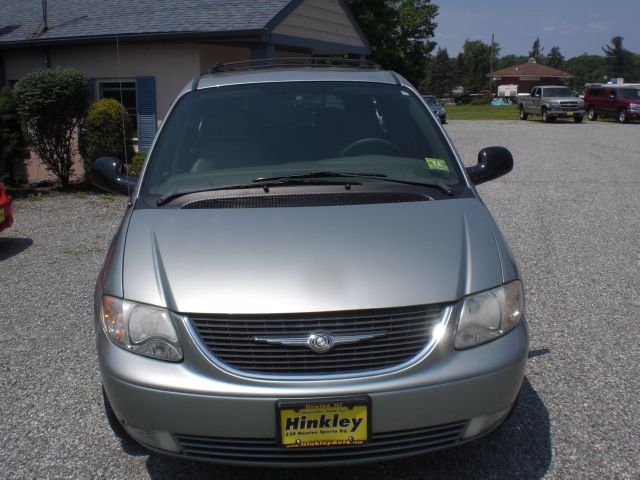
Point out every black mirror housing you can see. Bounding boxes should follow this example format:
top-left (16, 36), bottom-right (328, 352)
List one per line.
top-left (91, 157), bottom-right (138, 195)
top-left (465, 146), bottom-right (513, 185)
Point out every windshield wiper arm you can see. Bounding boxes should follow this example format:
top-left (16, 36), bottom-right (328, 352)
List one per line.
top-left (254, 171), bottom-right (387, 182)
top-left (156, 178), bottom-right (358, 206)
top-left (254, 171), bottom-right (454, 196)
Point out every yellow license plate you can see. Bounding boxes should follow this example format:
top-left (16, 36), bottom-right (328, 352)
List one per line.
top-left (278, 398), bottom-right (369, 448)
top-left (0, 208), bottom-right (4, 224)
top-left (567, 111), bottom-right (574, 116)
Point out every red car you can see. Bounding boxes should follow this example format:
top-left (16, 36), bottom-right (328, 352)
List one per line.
top-left (584, 83), bottom-right (640, 123)
top-left (0, 181), bottom-right (13, 232)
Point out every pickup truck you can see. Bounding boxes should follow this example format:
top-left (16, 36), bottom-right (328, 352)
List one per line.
top-left (518, 86), bottom-right (585, 123)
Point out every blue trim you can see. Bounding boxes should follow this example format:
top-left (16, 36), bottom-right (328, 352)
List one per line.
top-left (86, 77), bottom-right (95, 102)
top-left (251, 43), bottom-right (276, 60)
top-left (135, 76), bottom-right (157, 152)
top-left (271, 33), bottom-right (369, 55)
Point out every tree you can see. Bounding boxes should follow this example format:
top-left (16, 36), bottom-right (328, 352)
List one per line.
top-left (80, 98), bottom-right (134, 174)
top-left (453, 53), bottom-right (466, 89)
top-left (13, 68), bottom-right (87, 188)
top-left (602, 36), bottom-right (634, 80)
top-left (423, 47), bottom-right (453, 95)
top-left (346, 0), bottom-right (439, 86)
top-left (564, 54), bottom-right (608, 91)
top-left (528, 37), bottom-right (544, 63)
top-left (0, 86), bottom-right (27, 185)
top-left (497, 54), bottom-right (528, 70)
top-left (460, 39), bottom-right (496, 92)
top-left (546, 46), bottom-right (565, 69)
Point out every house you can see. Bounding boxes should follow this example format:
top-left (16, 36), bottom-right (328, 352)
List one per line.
top-left (0, 0), bottom-right (370, 183)
top-left (490, 59), bottom-right (574, 96)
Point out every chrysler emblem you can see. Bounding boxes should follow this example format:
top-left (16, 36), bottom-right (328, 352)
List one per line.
top-left (253, 331), bottom-right (387, 354)
top-left (307, 333), bottom-right (334, 353)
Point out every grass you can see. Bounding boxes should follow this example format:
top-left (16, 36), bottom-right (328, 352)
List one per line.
top-left (446, 103), bottom-right (519, 121)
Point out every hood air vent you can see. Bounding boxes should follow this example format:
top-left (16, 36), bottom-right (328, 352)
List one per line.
top-left (182, 192), bottom-right (430, 209)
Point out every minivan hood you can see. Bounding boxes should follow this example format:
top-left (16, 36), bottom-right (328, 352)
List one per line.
top-left (122, 198), bottom-right (503, 314)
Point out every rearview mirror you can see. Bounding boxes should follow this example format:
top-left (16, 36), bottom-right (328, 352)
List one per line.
top-left (465, 147), bottom-right (513, 185)
top-left (91, 157), bottom-right (138, 195)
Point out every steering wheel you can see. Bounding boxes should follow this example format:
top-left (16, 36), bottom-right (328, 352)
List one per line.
top-left (340, 138), bottom-right (403, 157)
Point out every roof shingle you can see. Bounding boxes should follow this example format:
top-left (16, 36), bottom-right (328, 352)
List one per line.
top-left (0, 0), bottom-right (293, 45)
top-left (492, 61), bottom-right (573, 78)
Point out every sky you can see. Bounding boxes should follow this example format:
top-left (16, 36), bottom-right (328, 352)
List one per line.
top-left (432, 0), bottom-right (640, 58)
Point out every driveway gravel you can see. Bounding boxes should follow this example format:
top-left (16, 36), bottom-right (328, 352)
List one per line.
top-left (0, 119), bottom-right (638, 479)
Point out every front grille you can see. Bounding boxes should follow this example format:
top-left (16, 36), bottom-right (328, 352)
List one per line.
top-left (174, 421), bottom-right (468, 465)
top-left (559, 101), bottom-right (579, 110)
top-left (189, 304), bottom-right (445, 375)
top-left (183, 192), bottom-right (431, 209)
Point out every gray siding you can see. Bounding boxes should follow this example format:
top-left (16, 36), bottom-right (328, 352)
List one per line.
top-left (274, 0), bottom-right (365, 47)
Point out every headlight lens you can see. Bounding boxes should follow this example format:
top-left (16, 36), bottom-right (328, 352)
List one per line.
top-left (550, 100), bottom-right (560, 106)
top-left (454, 281), bottom-right (524, 349)
top-left (101, 296), bottom-right (183, 361)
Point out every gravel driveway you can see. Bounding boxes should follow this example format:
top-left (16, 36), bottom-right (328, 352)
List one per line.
top-left (1, 120), bottom-right (638, 479)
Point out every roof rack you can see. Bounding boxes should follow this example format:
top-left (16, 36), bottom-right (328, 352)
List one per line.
top-left (208, 57), bottom-right (380, 75)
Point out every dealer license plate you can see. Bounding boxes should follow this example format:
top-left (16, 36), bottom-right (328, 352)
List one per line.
top-left (277, 398), bottom-right (370, 448)
top-left (567, 111), bottom-right (574, 116)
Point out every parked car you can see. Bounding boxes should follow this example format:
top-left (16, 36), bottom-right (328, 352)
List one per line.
top-left (518, 86), bottom-right (585, 123)
top-left (0, 181), bottom-right (13, 233)
top-left (422, 95), bottom-right (447, 123)
top-left (584, 83), bottom-right (640, 123)
top-left (92, 59), bottom-right (527, 466)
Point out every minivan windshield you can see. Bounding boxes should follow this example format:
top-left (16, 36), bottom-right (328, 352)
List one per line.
top-left (422, 96), bottom-right (438, 105)
top-left (141, 82), bottom-right (461, 199)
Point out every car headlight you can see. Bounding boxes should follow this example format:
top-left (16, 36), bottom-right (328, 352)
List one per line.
top-left (441, 108), bottom-right (446, 114)
top-left (101, 296), bottom-right (183, 361)
top-left (630, 103), bottom-right (640, 109)
top-left (454, 281), bottom-right (524, 349)
top-left (550, 100), bottom-right (560, 106)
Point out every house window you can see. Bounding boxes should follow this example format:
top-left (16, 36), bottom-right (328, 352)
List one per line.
top-left (97, 80), bottom-right (138, 137)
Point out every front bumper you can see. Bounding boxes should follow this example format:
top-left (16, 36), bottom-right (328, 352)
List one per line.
top-left (548, 108), bottom-right (585, 117)
top-left (99, 318), bottom-right (527, 466)
top-left (626, 109), bottom-right (640, 119)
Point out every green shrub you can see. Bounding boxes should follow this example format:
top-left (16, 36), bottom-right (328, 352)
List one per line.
top-left (0, 86), bottom-right (27, 184)
top-left (80, 98), bottom-right (134, 173)
top-left (129, 152), bottom-right (146, 176)
top-left (13, 68), bottom-right (87, 189)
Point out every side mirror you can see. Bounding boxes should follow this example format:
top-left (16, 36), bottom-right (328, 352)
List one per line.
top-left (465, 146), bottom-right (513, 185)
top-left (91, 157), bottom-right (138, 195)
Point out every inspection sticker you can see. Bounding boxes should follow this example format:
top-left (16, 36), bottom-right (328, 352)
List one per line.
top-left (425, 157), bottom-right (449, 172)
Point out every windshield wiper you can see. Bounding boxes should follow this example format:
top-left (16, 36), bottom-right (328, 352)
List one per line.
top-left (254, 171), bottom-right (454, 196)
top-left (156, 178), bottom-right (358, 206)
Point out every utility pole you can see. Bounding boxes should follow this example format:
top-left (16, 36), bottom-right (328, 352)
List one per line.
top-left (489, 33), bottom-right (494, 94)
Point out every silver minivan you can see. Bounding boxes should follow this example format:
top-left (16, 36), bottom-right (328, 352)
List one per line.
top-left (93, 59), bottom-right (527, 466)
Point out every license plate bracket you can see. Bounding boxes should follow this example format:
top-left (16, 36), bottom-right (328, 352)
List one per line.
top-left (276, 396), bottom-right (371, 448)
